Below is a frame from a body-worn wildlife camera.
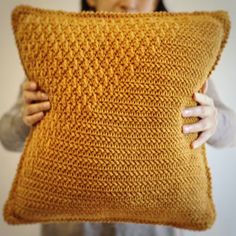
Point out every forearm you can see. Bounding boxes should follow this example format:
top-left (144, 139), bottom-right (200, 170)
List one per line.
top-left (207, 106), bottom-right (236, 148)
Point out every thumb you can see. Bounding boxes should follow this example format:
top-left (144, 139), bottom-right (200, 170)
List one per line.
top-left (200, 80), bottom-right (208, 94)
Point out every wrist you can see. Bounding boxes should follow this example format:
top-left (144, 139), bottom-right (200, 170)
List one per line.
top-left (13, 111), bottom-right (31, 141)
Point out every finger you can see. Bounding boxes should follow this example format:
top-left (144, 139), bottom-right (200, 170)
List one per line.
top-left (181, 105), bottom-right (213, 119)
top-left (193, 92), bottom-right (214, 106)
top-left (23, 90), bottom-right (49, 103)
top-left (191, 130), bottom-right (213, 149)
top-left (24, 101), bottom-right (50, 115)
top-left (182, 117), bottom-right (212, 134)
top-left (199, 80), bottom-right (208, 94)
top-left (23, 112), bottom-right (44, 127)
top-left (202, 80), bottom-right (209, 94)
top-left (22, 80), bottom-right (37, 91)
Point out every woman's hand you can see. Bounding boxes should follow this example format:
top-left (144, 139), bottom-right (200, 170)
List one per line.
top-left (181, 80), bottom-right (218, 149)
top-left (21, 80), bottom-right (51, 127)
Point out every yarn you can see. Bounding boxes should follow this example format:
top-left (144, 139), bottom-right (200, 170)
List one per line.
top-left (3, 4), bottom-right (230, 230)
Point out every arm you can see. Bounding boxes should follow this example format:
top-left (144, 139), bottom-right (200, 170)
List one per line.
top-left (0, 77), bottom-right (31, 152)
top-left (206, 79), bottom-right (236, 148)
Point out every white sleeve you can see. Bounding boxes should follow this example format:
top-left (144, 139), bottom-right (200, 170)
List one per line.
top-left (206, 79), bottom-right (236, 148)
top-left (0, 77), bottom-right (31, 152)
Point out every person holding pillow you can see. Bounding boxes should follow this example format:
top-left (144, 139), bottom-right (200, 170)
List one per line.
top-left (1, 0), bottom-right (236, 236)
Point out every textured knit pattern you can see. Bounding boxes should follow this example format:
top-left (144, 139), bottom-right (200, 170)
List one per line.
top-left (3, 4), bottom-right (230, 230)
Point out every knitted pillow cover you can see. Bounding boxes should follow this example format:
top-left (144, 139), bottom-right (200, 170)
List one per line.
top-left (3, 4), bottom-right (230, 231)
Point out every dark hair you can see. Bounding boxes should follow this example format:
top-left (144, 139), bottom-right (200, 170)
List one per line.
top-left (81, 0), bottom-right (168, 12)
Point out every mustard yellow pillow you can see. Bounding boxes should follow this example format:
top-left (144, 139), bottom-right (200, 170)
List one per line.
top-left (3, 4), bottom-right (230, 230)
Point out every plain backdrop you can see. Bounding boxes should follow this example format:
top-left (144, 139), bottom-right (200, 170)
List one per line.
top-left (0, 1), bottom-right (235, 236)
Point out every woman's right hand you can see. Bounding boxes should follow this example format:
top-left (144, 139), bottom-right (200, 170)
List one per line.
top-left (21, 80), bottom-right (51, 127)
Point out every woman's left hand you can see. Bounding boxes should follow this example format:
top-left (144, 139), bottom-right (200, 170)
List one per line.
top-left (181, 80), bottom-right (218, 149)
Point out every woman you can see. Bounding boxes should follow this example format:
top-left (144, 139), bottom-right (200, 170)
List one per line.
top-left (1, 0), bottom-right (236, 236)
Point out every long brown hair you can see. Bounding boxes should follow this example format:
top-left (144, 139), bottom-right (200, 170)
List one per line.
top-left (81, 0), bottom-right (168, 12)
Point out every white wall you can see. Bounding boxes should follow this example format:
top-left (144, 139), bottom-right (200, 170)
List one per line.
top-left (0, 1), bottom-right (235, 236)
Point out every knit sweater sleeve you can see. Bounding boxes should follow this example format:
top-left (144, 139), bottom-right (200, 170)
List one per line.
top-left (0, 77), bottom-right (31, 152)
top-left (206, 79), bottom-right (236, 148)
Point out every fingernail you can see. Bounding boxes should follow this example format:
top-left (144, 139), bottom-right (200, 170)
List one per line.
top-left (44, 102), bottom-right (50, 108)
top-left (31, 82), bottom-right (36, 88)
top-left (182, 109), bottom-right (189, 116)
top-left (183, 126), bottom-right (189, 133)
top-left (192, 142), bottom-right (199, 149)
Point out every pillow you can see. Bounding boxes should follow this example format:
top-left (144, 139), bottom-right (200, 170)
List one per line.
top-left (3, 4), bottom-right (230, 231)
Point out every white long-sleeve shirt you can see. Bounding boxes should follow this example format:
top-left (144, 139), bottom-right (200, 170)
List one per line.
top-left (205, 80), bottom-right (236, 147)
top-left (0, 77), bottom-right (235, 236)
